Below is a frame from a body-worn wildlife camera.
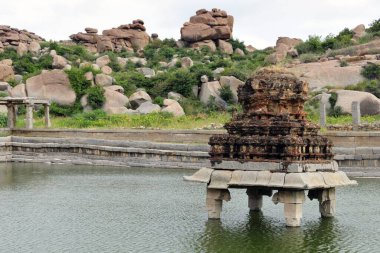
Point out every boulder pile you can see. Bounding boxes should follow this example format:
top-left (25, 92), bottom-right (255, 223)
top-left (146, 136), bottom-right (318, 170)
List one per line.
top-left (0, 25), bottom-right (44, 53)
top-left (179, 8), bottom-right (234, 53)
top-left (0, 25), bottom-right (44, 46)
top-left (70, 19), bottom-right (150, 53)
top-left (266, 37), bottom-right (303, 64)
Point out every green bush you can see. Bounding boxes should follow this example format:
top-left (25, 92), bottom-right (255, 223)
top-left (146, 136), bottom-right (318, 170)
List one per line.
top-left (368, 18), bottom-right (380, 33)
top-left (346, 80), bottom-right (380, 98)
top-left (44, 41), bottom-right (94, 62)
top-left (328, 92), bottom-right (338, 108)
top-left (340, 60), bottom-right (348, 67)
top-left (229, 38), bottom-right (247, 54)
top-left (221, 67), bottom-right (247, 81)
top-left (296, 35), bottom-right (324, 54)
top-left (219, 85), bottom-right (234, 104)
top-left (112, 72), bottom-right (137, 96)
top-left (87, 86), bottom-right (105, 109)
top-left (166, 69), bottom-right (197, 97)
top-left (49, 102), bottom-right (82, 117)
top-left (0, 113), bottom-right (7, 127)
top-left (299, 53), bottom-right (319, 63)
top-left (328, 106), bottom-right (344, 117)
top-left (361, 63), bottom-right (380, 80)
top-left (189, 64), bottom-right (213, 83)
top-left (153, 96), bottom-right (164, 106)
top-left (66, 67), bottom-right (95, 97)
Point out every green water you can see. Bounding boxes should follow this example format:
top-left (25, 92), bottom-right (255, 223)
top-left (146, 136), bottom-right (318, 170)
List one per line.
top-left (0, 163), bottom-right (378, 253)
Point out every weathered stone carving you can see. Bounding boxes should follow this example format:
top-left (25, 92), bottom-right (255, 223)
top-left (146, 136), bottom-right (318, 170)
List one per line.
top-left (185, 67), bottom-right (357, 227)
top-left (209, 68), bottom-right (333, 168)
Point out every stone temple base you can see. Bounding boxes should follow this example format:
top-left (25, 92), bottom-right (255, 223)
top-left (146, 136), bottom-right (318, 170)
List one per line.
top-left (184, 167), bottom-right (357, 227)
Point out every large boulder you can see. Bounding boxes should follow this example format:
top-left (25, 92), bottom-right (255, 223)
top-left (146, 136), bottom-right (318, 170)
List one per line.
top-left (181, 57), bottom-right (193, 68)
top-left (9, 83), bottom-right (26, 97)
top-left (191, 40), bottom-right (216, 52)
top-left (95, 74), bottom-right (113, 86)
top-left (17, 43), bottom-right (28, 56)
top-left (28, 41), bottom-right (41, 55)
top-left (219, 76), bottom-right (244, 102)
top-left (129, 90), bottom-right (152, 109)
top-left (352, 24), bottom-right (366, 40)
top-left (0, 64), bottom-right (14, 81)
top-left (180, 8), bottom-right (233, 43)
top-left (334, 90), bottom-right (380, 115)
top-left (136, 101), bottom-right (161, 114)
top-left (137, 67), bottom-right (155, 77)
top-left (52, 55), bottom-right (68, 69)
top-left (95, 55), bottom-right (111, 68)
top-left (332, 39), bottom-right (380, 56)
top-left (161, 99), bottom-right (185, 117)
top-left (199, 80), bottom-right (227, 109)
top-left (168, 91), bottom-right (183, 101)
top-left (102, 87), bottom-right (130, 114)
top-left (218, 40), bottom-right (233, 54)
top-left (25, 70), bottom-right (76, 105)
top-left (288, 60), bottom-right (367, 89)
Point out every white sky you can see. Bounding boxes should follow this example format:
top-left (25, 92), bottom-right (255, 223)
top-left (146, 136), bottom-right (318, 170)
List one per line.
top-left (1, 0), bottom-right (379, 49)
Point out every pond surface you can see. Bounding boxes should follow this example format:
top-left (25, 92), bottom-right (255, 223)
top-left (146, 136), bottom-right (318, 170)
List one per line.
top-left (0, 163), bottom-right (378, 253)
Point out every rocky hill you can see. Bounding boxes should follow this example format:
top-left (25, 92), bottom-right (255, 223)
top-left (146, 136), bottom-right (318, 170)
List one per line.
top-left (0, 8), bottom-right (379, 118)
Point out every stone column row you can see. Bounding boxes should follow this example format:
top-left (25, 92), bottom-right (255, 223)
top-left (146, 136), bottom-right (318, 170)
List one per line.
top-left (206, 187), bottom-right (336, 227)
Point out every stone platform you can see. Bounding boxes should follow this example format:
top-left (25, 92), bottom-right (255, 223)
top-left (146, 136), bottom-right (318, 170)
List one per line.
top-left (184, 166), bottom-right (357, 226)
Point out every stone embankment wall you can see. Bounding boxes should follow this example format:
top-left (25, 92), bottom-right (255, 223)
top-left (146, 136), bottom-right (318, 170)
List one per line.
top-left (0, 129), bottom-right (379, 176)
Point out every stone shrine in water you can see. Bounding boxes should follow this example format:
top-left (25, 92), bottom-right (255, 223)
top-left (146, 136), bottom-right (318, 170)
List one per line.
top-left (184, 68), bottom-right (356, 227)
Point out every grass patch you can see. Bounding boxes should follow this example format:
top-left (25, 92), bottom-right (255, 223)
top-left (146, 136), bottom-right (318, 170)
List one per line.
top-left (15, 112), bottom-right (231, 130)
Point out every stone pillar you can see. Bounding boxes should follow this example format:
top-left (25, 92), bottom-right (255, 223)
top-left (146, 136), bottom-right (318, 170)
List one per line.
top-left (246, 188), bottom-right (272, 211)
top-left (319, 102), bottom-right (326, 127)
top-left (206, 188), bottom-right (231, 219)
top-left (247, 189), bottom-right (263, 211)
top-left (352, 101), bottom-right (360, 130)
top-left (6, 104), bottom-right (15, 128)
top-left (44, 104), bottom-right (51, 128)
top-left (25, 104), bottom-right (33, 129)
top-left (308, 188), bottom-right (336, 217)
top-left (272, 190), bottom-right (305, 227)
top-left (318, 188), bottom-right (336, 217)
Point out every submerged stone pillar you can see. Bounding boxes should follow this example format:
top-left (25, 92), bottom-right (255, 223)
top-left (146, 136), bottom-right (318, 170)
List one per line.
top-left (44, 104), bottom-right (51, 128)
top-left (308, 188), bottom-right (336, 217)
top-left (318, 188), bottom-right (336, 217)
top-left (25, 104), bottom-right (33, 129)
top-left (206, 188), bottom-right (231, 219)
top-left (273, 190), bottom-right (305, 227)
top-left (246, 188), bottom-right (272, 211)
top-left (247, 189), bottom-right (263, 211)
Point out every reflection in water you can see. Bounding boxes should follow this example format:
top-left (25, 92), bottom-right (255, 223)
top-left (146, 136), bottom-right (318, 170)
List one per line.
top-left (198, 208), bottom-right (344, 252)
top-left (0, 163), bottom-right (378, 253)
top-left (0, 163), bottom-right (12, 186)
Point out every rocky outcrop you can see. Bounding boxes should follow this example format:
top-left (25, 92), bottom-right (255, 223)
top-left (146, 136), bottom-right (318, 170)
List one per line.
top-left (266, 37), bottom-right (302, 64)
top-left (70, 19), bottom-right (150, 53)
top-left (136, 101), bottom-right (161, 114)
top-left (0, 25), bottom-right (44, 51)
top-left (330, 39), bottom-right (380, 56)
top-left (129, 90), bottom-right (152, 109)
top-left (287, 59), bottom-right (374, 89)
top-left (199, 80), bottom-right (227, 109)
top-left (219, 76), bottom-right (244, 102)
top-left (161, 99), bottom-right (185, 117)
top-left (334, 90), bottom-right (380, 115)
top-left (25, 70), bottom-right (76, 105)
top-left (352, 24), bottom-right (366, 40)
top-left (0, 63), bottom-right (14, 81)
top-left (180, 8), bottom-right (234, 53)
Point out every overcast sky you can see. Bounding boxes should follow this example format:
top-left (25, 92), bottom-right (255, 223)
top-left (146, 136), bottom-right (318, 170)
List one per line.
top-left (1, 0), bottom-right (379, 49)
